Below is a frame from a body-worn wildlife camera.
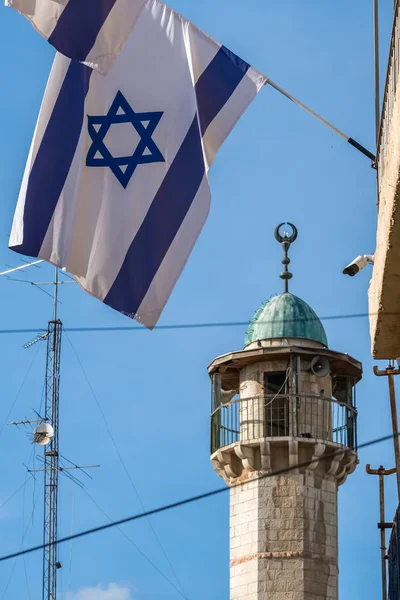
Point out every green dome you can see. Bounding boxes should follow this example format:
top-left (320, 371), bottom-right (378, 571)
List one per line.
top-left (245, 293), bottom-right (328, 347)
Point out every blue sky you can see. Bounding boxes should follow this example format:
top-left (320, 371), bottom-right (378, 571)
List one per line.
top-left (0, 0), bottom-right (397, 598)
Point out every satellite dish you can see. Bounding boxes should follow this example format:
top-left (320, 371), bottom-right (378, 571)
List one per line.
top-left (310, 356), bottom-right (330, 378)
top-left (33, 423), bottom-right (54, 446)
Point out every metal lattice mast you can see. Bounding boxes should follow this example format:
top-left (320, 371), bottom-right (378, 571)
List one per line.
top-left (42, 268), bottom-right (62, 600)
top-left (2, 261), bottom-right (99, 599)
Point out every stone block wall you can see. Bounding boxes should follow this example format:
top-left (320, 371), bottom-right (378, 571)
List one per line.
top-left (230, 471), bottom-right (338, 600)
top-left (369, 57), bottom-right (400, 358)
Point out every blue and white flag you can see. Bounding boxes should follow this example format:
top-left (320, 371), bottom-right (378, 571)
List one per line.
top-left (5, 0), bottom-right (147, 74)
top-left (9, 0), bottom-right (267, 328)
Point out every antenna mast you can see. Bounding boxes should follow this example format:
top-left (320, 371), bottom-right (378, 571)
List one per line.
top-left (3, 260), bottom-right (99, 599)
top-left (43, 267), bottom-right (62, 600)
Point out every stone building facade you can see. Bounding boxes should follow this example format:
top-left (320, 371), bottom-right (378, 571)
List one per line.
top-left (369, 2), bottom-right (400, 358)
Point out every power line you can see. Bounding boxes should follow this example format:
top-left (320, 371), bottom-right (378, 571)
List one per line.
top-left (0, 430), bottom-right (396, 565)
top-left (0, 480), bottom-right (28, 514)
top-left (1, 480), bottom-right (43, 598)
top-left (0, 342), bottom-right (42, 436)
top-left (82, 488), bottom-right (187, 599)
top-left (1, 447), bottom-right (38, 599)
top-left (65, 332), bottom-right (188, 599)
top-left (0, 312), bottom-right (378, 336)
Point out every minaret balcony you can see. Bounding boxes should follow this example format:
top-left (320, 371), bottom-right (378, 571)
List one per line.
top-left (210, 389), bottom-right (358, 486)
top-left (211, 392), bottom-right (357, 455)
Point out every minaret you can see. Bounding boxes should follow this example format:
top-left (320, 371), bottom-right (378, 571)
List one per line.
top-left (209, 224), bottom-right (362, 600)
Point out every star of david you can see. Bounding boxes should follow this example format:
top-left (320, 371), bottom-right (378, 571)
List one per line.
top-left (86, 91), bottom-right (165, 189)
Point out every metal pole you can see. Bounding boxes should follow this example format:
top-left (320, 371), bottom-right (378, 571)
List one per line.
top-left (374, 365), bottom-right (400, 501)
top-left (373, 0), bottom-right (380, 144)
top-left (53, 268), bottom-right (59, 322)
top-left (379, 470), bottom-right (387, 600)
top-left (43, 320), bottom-right (62, 600)
top-left (43, 268), bottom-right (62, 600)
top-left (266, 79), bottom-right (376, 162)
top-left (379, 469), bottom-right (387, 600)
top-left (366, 465), bottom-right (396, 600)
top-left (388, 369), bottom-right (400, 498)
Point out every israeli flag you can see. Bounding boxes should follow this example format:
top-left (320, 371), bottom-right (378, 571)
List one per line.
top-left (5, 0), bottom-right (147, 74)
top-left (9, 0), bottom-right (267, 328)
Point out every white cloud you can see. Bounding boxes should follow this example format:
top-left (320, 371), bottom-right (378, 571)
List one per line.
top-left (67, 583), bottom-right (133, 600)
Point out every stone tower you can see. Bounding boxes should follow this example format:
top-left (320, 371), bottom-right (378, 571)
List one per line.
top-left (209, 225), bottom-right (362, 600)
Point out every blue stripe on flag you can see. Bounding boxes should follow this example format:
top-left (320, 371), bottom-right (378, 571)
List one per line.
top-left (10, 62), bottom-right (92, 257)
top-left (104, 116), bottom-right (204, 317)
top-left (48, 0), bottom-right (118, 62)
top-left (104, 46), bottom-right (249, 318)
top-left (196, 46), bottom-right (250, 135)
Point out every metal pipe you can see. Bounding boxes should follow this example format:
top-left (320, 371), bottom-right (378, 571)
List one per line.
top-left (266, 79), bottom-right (348, 140)
top-left (374, 365), bottom-right (400, 500)
top-left (266, 79), bottom-right (376, 161)
top-left (379, 470), bottom-right (387, 600)
top-left (366, 465), bottom-right (396, 600)
top-left (53, 267), bottom-right (59, 322)
top-left (388, 370), bottom-right (400, 499)
top-left (374, 0), bottom-right (381, 144)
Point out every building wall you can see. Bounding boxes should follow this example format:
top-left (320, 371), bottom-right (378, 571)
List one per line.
top-left (369, 4), bottom-right (400, 358)
top-left (230, 471), bottom-right (338, 600)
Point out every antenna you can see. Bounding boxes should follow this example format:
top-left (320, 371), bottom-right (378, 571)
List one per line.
top-left (3, 261), bottom-right (98, 600)
top-left (0, 259), bottom-right (44, 276)
top-left (43, 288), bottom-right (62, 600)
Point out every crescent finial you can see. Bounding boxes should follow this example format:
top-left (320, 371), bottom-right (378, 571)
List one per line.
top-left (274, 223), bottom-right (298, 293)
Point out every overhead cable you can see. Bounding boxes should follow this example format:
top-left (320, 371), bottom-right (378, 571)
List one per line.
top-left (0, 430), bottom-right (396, 565)
top-left (82, 488), bottom-right (187, 599)
top-left (0, 311), bottom-right (384, 336)
top-left (65, 332), bottom-right (188, 599)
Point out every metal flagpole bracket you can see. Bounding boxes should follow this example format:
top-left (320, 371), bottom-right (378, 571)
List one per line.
top-left (265, 79), bottom-right (376, 165)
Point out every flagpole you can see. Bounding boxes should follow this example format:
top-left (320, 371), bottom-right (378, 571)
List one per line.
top-left (266, 79), bottom-right (376, 163)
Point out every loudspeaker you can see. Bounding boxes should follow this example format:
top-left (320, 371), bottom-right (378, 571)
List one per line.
top-left (310, 356), bottom-right (330, 377)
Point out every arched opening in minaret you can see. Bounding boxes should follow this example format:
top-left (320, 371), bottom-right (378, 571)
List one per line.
top-left (264, 371), bottom-right (289, 436)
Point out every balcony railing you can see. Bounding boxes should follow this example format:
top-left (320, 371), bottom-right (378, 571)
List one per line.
top-left (377, 0), bottom-right (400, 186)
top-left (210, 393), bottom-right (357, 455)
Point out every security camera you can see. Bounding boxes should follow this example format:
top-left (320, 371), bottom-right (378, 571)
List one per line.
top-left (342, 254), bottom-right (374, 277)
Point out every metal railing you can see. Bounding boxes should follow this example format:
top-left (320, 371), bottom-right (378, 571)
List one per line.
top-left (210, 393), bottom-right (357, 455)
top-left (377, 0), bottom-right (400, 187)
